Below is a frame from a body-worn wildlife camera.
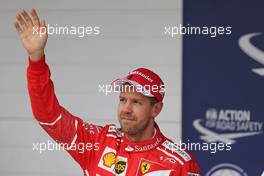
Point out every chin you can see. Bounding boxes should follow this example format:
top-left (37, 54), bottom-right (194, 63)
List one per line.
top-left (121, 125), bottom-right (134, 134)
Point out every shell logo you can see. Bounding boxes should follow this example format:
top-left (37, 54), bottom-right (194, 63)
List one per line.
top-left (103, 152), bottom-right (116, 167)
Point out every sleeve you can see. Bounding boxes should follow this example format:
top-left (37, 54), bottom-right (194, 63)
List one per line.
top-left (27, 55), bottom-right (103, 170)
top-left (179, 158), bottom-right (200, 176)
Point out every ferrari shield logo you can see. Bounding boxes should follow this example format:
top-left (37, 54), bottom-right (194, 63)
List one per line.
top-left (141, 161), bottom-right (151, 174)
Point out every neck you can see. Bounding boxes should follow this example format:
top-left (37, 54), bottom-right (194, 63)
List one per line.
top-left (126, 122), bottom-right (155, 142)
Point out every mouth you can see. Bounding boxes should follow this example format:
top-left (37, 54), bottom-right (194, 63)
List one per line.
top-left (120, 116), bottom-right (136, 122)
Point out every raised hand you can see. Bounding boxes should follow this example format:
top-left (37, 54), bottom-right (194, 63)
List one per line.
top-left (14, 9), bottom-right (48, 61)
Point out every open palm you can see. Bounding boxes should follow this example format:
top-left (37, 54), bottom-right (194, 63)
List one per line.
top-left (15, 9), bottom-right (47, 61)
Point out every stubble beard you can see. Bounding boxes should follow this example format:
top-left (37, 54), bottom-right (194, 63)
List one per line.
top-left (119, 116), bottom-right (151, 136)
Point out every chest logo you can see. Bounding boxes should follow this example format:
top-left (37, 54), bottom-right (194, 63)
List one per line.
top-left (103, 152), bottom-right (116, 167)
top-left (141, 161), bottom-right (151, 174)
top-left (115, 160), bottom-right (127, 174)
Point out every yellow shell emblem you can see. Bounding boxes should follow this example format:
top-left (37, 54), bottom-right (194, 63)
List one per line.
top-left (103, 152), bottom-right (116, 167)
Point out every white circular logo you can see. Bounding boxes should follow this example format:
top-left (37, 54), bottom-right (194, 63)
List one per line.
top-left (206, 163), bottom-right (247, 176)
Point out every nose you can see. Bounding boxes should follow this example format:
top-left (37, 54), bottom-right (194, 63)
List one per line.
top-left (123, 101), bottom-right (132, 114)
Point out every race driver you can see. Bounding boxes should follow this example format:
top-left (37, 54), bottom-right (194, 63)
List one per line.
top-left (14, 9), bottom-right (200, 176)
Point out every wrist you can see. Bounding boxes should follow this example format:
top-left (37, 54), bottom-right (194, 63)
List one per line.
top-left (29, 50), bottom-right (44, 62)
top-left (28, 54), bottom-right (46, 72)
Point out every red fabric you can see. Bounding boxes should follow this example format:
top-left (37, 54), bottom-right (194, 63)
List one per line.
top-left (128, 68), bottom-right (164, 102)
top-left (27, 56), bottom-right (200, 176)
top-left (112, 68), bottom-right (165, 102)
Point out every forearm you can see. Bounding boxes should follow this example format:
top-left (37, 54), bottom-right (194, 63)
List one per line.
top-left (27, 54), bottom-right (61, 123)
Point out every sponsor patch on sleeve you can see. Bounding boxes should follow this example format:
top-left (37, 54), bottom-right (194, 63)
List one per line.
top-left (162, 140), bottom-right (191, 162)
top-left (187, 172), bottom-right (200, 176)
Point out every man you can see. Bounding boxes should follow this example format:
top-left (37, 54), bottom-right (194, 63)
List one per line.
top-left (14, 9), bottom-right (200, 176)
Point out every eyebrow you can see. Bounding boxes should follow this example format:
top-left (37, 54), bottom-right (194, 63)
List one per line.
top-left (119, 95), bottom-right (144, 102)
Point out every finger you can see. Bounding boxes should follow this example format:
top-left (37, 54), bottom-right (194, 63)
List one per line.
top-left (16, 12), bottom-right (28, 30)
top-left (39, 20), bottom-right (47, 37)
top-left (21, 9), bottom-right (33, 26)
top-left (14, 21), bottom-right (23, 33)
top-left (30, 8), bottom-right (40, 27)
top-left (40, 19), bottom-right (46, 28)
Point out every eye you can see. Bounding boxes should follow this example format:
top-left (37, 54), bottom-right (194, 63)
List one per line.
top-left (119, 97), bottom-right (125, 102)
top-left (133, 100), bottom-right (142, 105)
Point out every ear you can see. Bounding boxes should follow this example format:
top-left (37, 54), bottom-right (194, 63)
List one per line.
top-left (151, 102), bottom-right (163, 118)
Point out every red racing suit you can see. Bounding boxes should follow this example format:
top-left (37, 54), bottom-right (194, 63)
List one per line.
top-left (27, 55), bottom-right (200, 176)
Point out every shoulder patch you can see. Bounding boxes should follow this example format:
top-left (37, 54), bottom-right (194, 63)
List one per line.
top-left (162, 140), bottom-right (191, 162)
top-left (108, 125), bottom-right (122, 137)
top-left (108, 125), bottom-right (117, 132)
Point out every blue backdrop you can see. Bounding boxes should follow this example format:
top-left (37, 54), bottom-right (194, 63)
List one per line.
top-left (182, 1), bottom-right (264, 175)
